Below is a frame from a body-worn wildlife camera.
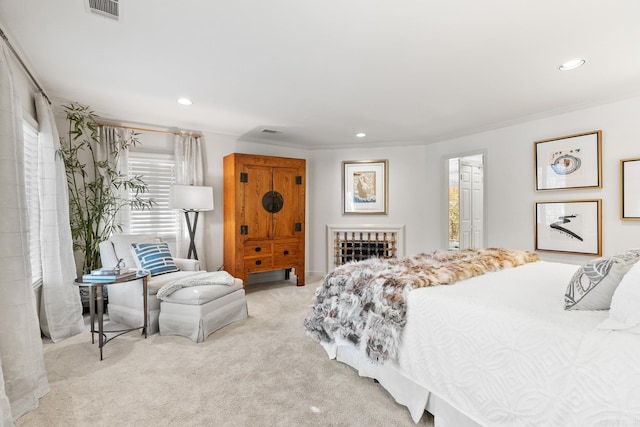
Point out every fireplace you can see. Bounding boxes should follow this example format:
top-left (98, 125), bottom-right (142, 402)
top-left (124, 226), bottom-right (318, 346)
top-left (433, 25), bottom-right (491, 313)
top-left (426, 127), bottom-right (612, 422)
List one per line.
top-left (326, 224), bottom-right (405, 271)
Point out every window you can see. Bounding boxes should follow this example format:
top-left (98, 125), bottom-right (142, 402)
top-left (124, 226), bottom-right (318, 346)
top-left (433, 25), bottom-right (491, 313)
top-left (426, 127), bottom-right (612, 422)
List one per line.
top-left (127, 151), bottom-right (178, 237)
top-left (23, 119), bottom-right (42, 289)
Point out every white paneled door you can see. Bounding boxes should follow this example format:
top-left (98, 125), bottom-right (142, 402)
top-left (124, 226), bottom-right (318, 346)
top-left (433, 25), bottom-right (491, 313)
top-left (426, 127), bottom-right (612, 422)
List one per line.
top-left (458, 159), bottom-right (483, 249)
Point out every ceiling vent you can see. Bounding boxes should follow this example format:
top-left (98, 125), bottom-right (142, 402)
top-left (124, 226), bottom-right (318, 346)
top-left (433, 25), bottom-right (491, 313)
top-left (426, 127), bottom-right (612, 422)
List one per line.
top-left (87, 0), bottom-right (119, 20)
top-left (261, 129), bottom-right (282, 135)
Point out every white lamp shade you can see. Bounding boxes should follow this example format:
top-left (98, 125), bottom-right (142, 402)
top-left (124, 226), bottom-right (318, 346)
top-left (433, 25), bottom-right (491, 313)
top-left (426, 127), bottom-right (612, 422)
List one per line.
top-left (169, 185), bottom-right (214, 211)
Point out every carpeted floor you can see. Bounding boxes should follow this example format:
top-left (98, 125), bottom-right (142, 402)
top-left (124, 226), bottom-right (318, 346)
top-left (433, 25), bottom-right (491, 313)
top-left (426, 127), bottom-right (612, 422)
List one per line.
top-left (16, 277), bottom-right (434, 427)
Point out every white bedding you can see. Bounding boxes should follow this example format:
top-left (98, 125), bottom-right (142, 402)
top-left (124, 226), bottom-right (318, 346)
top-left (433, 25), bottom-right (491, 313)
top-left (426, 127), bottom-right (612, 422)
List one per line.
top-left (396, 261), bottom-right (640, 426)
top-left (319, 260), bottom-right (640, 426)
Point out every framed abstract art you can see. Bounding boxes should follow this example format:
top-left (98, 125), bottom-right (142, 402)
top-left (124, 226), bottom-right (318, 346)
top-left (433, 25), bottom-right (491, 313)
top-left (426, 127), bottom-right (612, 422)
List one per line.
top-left (621, 158), bottom-right (640, 220)
top-left (534, 199), bottom-right (602, 256)
top-left (534, 130), bottom-right (602, 191)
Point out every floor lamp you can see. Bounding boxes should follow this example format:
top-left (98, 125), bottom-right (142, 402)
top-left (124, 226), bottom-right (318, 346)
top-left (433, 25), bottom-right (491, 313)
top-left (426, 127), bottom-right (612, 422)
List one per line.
top-left (169, 184), bottom-right (214, 260)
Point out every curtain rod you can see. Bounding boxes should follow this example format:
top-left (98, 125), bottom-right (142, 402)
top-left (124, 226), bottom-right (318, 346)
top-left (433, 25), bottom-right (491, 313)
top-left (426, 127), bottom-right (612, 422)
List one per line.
top-left (0, 26), bottom-right (51, 104)
top-left (96, 121), bottom-right (202, 138)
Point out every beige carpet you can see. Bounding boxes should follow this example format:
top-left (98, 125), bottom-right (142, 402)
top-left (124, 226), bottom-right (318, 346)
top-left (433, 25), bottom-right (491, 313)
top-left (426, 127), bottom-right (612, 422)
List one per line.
top-left (16, 278), bottom-right (434, 427)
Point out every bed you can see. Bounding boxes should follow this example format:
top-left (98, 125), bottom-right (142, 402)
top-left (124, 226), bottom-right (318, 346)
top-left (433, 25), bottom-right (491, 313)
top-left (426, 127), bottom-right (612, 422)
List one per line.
top-left (304, 249), bottom-right (640, 426)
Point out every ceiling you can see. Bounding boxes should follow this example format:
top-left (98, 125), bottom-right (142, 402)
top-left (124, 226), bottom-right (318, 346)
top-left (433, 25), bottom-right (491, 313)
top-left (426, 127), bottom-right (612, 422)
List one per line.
top-left (2, 1), bottom-right (640, 149)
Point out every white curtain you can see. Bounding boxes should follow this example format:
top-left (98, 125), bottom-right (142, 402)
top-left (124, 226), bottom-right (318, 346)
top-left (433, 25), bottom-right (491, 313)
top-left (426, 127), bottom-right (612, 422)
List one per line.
top-left (0, 44), bottom-right (49, 426)
top-left (35, 93), bottom-right (84, 342)
top-left (174, 134), bottom-right (207, 269)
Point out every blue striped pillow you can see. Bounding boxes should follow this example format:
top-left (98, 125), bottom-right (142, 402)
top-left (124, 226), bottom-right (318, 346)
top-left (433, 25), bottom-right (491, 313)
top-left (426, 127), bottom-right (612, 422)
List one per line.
top-left (131, 242), bottom-right (180, 276)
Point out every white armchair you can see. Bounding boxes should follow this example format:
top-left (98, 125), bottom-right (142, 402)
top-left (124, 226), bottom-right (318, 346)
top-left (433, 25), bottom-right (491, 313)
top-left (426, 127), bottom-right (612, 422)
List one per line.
top-left (99, 233), bottom-right (200, 334)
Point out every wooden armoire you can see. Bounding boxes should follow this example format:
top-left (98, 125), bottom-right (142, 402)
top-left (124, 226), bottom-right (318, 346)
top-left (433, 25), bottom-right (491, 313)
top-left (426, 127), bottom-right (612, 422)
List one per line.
top-left (223, 153), bottom-right (306, 286)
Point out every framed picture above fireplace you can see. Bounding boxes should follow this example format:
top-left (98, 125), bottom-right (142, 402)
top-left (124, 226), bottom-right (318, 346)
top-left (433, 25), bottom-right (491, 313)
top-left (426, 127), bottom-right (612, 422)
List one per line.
top-left (342, 159), bottom-right (388, 214)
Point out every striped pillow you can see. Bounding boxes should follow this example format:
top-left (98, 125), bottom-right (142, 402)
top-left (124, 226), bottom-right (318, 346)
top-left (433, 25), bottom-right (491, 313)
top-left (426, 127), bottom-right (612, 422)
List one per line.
top-left (131, 242), bottom-right (180, 276)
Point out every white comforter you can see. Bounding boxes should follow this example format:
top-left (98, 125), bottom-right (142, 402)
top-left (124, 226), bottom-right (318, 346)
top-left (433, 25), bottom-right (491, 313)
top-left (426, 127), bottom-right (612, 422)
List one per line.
top-left (398, 261), bottom-right (640, 426)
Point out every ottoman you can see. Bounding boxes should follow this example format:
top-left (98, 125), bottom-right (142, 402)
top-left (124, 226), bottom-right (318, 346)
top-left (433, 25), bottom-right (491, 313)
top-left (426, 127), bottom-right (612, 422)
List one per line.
top-left (158, 278), bottom-right (248, 343)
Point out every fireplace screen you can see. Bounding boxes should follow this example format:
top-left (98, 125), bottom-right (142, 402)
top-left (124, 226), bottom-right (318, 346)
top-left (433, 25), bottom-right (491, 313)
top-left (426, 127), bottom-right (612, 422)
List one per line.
top-left (333, 231), bottom-right (397, 266)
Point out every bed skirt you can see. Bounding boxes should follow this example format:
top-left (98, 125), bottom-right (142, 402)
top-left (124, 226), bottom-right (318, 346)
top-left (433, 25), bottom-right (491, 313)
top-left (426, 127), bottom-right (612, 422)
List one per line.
top-left (321, 340), bottom-right (481, 427)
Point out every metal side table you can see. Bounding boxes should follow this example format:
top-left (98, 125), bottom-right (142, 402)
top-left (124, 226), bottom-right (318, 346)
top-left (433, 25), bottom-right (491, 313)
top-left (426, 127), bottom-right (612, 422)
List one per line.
top-left (74, 271), bottom-right (149, 360)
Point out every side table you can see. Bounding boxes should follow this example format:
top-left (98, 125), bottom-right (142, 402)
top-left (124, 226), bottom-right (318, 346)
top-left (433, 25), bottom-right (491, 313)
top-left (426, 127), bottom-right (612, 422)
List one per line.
top-left (74, 271), bottom-right (149, 360)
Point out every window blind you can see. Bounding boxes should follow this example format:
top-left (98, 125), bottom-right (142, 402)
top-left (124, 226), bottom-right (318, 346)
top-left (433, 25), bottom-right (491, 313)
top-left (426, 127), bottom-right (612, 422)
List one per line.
top-left (127, 152), bottom-right (178, 236)
top-left (23, 120), bottom-right (42, 289)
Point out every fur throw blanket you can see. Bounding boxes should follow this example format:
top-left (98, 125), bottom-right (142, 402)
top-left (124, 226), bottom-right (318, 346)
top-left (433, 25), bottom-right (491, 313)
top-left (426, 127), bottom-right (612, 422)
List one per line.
top-left (304, 248), bottom-right (539, 364)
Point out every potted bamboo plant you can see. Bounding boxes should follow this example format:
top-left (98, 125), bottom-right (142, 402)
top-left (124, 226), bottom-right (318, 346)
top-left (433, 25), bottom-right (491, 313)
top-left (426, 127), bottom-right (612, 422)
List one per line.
top-left (57, 103), bottom-right (154, 275)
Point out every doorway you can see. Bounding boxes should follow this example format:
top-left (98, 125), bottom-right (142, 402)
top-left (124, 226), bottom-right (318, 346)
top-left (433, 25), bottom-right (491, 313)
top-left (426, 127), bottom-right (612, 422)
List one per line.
top-left (448, 154), bottom-right (484, 250)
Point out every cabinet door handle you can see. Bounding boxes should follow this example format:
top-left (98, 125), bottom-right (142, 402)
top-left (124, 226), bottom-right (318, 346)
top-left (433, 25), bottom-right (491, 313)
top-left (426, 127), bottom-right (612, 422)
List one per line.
top-left (255, 260), bottom-right (262, 265)
top-left (283, 250), bottom-right (289, 255)
top-left (254, 247), bottom-right (261, 252)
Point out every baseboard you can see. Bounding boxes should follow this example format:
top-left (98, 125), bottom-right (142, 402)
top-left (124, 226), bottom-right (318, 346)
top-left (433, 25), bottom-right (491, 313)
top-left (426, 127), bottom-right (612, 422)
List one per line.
top-left (307, 270), bottom-right (327, 279)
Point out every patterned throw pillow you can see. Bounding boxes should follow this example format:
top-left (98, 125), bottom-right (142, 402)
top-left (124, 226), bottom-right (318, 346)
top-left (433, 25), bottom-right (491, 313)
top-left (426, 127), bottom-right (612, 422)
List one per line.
top-left (130, 242), bottom-right (180, 276)
top-left (564, 249), bottom-right (640, 310)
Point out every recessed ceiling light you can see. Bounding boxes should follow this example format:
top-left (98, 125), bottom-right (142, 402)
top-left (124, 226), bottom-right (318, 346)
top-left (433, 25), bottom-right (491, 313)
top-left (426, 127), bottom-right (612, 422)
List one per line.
top-left (177, 97), bottom-right (193, 105)
top-left (558, 58), bottom-right (586, 71)
top-left (356, 132), bottom-right (366, 138)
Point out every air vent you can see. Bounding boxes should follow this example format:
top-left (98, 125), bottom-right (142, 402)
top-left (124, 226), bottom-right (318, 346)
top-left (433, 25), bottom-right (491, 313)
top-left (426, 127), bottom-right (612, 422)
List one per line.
top-left (261, 129), bottom-right (282, 135)
top-left (87, 0), bottom-right (119, 20)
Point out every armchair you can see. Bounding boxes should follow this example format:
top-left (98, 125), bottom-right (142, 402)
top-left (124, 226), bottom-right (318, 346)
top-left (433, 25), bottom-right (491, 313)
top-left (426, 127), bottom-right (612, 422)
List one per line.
top-left (98, 233), bottom-right (200, 334)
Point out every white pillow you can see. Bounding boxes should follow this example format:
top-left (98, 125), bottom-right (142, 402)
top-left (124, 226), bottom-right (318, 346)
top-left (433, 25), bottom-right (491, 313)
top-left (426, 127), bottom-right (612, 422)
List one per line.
top-left (598, 259), bottom-right (640, 333)
top-left (109, 233), bottom-right (161, 270)
top-left (564, 249), bottom-right (640, 310)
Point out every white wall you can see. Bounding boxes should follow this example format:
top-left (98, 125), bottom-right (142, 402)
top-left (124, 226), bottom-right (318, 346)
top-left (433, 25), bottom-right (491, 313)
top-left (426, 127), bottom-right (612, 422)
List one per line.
top-left (199, 131), bottom-right (243, 272)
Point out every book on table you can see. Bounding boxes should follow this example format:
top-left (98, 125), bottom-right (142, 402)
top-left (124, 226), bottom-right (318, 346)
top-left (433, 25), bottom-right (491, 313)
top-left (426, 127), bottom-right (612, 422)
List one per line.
top-left (90, 268), bottom-right (121, 276)
top-left (82, 270), bottom-right (138, 283)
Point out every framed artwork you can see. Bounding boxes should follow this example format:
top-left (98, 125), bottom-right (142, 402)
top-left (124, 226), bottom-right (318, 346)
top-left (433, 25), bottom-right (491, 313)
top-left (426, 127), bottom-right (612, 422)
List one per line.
top-left (342, 160), bottom-right (388, 214)
top-left (534, 130), bottom-right (602, 191)
top-left (621, 158), bottom-right (640, 220)
top-left (535, 199), bottom-right (602, 256)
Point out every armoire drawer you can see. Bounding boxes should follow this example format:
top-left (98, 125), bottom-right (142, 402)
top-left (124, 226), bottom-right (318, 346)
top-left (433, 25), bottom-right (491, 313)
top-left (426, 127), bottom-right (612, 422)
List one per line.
top-left (243, 242), bottom-right (273, 257)
top-left (244, 256), bottom-right (274, 272)
top-left (273, 243), bottom-right (298, 268)
top-left (273, 242), bottom-right (297, 257)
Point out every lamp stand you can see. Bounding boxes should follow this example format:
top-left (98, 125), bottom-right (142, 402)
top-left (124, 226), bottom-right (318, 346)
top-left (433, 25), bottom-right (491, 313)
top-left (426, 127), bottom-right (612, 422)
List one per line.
top-left (183, 210), bottom-right (200, 260)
